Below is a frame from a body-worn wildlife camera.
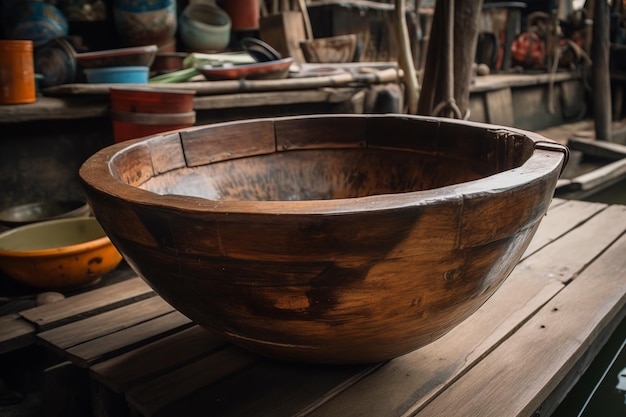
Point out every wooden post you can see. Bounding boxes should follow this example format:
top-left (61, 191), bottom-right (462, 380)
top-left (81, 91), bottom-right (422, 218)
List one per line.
top-left (417, 0), bottom-right (483, 118)
top-left (591, 0), bottom-right (612, 141)
top-left (452, 0), bottom-right (483, 116)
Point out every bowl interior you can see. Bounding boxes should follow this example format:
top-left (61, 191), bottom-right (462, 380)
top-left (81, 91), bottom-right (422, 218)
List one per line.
top-left (108, 116), bottom-right (540, 204)
top-left (141, 148), bottom-right (512, 201)
top-left (0, 217), bottom-right (107, 252)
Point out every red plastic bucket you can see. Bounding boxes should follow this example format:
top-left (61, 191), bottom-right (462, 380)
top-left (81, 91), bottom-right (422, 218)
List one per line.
top-left (109, 87), bottom-right (196, 142)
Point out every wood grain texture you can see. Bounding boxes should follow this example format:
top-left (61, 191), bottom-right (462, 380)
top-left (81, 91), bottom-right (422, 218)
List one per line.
top-left (416, 205), bottom-right (626, 417)
top-left (37, 296), bottom-right (175, 355)
top-left (19, 277), bottom-right (154, 330)
top-left (0, 314), bottom-right (36, 353)
top-left (80, 114), bottom-right (567, 363)
top-left (306, 203), bottom-right (625, 417)
top-left (66, 310), bottom-right (194, 367)
top-left (125, 346), bottom-right (258, 416)
top-left (90, 325), bottom-right (226, 393)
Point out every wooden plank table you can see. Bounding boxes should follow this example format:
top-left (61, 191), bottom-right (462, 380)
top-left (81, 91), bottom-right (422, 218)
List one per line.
top-left (5, 198), bottom-right (625, 417)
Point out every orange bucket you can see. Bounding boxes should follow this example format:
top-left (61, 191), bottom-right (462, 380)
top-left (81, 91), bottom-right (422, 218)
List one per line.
top-left (0, 40), bottom-right (36, 104)
top-left (109, 87), bottom-right (196, 143)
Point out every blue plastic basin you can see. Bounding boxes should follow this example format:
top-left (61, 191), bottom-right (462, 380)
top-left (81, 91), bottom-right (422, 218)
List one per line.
top-left (83, 66), bottom-right (149, 84)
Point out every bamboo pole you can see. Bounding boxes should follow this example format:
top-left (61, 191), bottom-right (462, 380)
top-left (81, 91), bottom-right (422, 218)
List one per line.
top-left (297, 0), bottom-right (314, 41)
top-left (395, 0), bottom-right (420, 114)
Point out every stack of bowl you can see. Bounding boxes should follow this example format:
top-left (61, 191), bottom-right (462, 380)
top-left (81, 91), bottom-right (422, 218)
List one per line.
top-left (75, 45), bottom-right (158, 84)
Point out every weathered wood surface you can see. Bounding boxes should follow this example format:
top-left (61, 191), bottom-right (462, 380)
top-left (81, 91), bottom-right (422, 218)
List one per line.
top-left (0, 313), bottom-right (36, 354)
top-left (0, 276), bottom-right (153, 354)
top-left (37, 296), bottom-right (175, 355)
top-left (306, 202), bottom-right (626, 417)
top-left (7, 198), bottom-right (625, 417)
top-left (20, 277), bottom-right (154, 330)
top-left (415, 205), bottom-right (626, 417)
top-left (485, 87), bottom-right (514, 127)
top-left (66, 310), bottom-right (194, 367)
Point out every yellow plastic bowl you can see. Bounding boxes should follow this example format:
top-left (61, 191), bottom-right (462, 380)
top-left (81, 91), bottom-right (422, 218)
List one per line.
top-left (0, 217), bottom-right (122, 289)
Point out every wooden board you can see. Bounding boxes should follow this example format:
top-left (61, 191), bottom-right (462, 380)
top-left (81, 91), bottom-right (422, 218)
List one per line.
top-left (66, 311), bottom-right (194, 367)
top-left (0, 313), bottom-right (36, 354)
top-left (37, 296), bottom-right (175, 356)
top-left (415, 206), bottom-right (626, 417)
top-left (522, 199), bottom-right (606, 259)
top-left (157, 359), bottom-right (380, 417)
top-left (125, 346), bottom-right (258, 416)
top-left (485, 87), bottom-right (514, 127)
top-left (20, 277), bottom-right (154, 330)
top-left (90, 326), bottom-right (227, 393)
top-left (193, 88), bottom-right (360, 110)
top-left (259, 11), bottom-right (308, 64)
top-left (567, 137), bottom-right (626, 160)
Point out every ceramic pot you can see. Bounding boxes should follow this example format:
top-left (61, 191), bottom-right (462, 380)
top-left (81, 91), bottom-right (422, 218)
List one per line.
top-left (179, 2), bottom-right (231, 51)
top-left (114, 0), bottom-right (177, 49)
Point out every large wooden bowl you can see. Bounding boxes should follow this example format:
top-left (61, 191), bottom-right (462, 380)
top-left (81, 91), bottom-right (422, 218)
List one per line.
top-left (79, 114), bottom-right (568, 364)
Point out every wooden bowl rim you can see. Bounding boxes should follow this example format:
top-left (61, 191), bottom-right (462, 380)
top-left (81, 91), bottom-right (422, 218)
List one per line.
top-left (80, 114), bottom-right (567, 215)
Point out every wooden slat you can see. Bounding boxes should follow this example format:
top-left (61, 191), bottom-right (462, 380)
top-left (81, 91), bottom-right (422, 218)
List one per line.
top-left (485, 88), bottom-right (515, 127)
top-left (157, 360), bottom-right (381, 417)
top-left (125, 346), bottom-right (258, 417)
top-left (180, 119), bottom-right (276, 167)
top-left (193, 89), bottom-right (359, 110)
top-left (0, 313), bottom-right (36, 354)
top-left (522, 199), bottom-right (606, 259)
top-left (305, 201), bottom-right (625, 417)
top-left (66, 311), bottom-right (194, 367)
top-left (90, 326), bottom-right (226, 393)
top-left (20, 277), bottom-right (154, 330)
top-left (274, 115), bottom-right (367, 150)
top-left (37, 296), bottom-right (175, 354)
top-left (470, 71), bottom-right (579, 93)
top-left (567, 136), bottom-right (626, 160)
top-left (415, 211), bottom-right (626, 417)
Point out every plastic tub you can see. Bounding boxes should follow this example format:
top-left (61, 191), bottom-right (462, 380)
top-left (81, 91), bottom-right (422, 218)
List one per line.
top-left (109, 87), bottom-right (196, 142)
top-left (83, 66), bottom-right (149, 83)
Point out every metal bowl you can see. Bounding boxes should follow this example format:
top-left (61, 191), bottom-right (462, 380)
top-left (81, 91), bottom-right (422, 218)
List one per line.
top-left (0, 200), bottom-right (91, 228)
